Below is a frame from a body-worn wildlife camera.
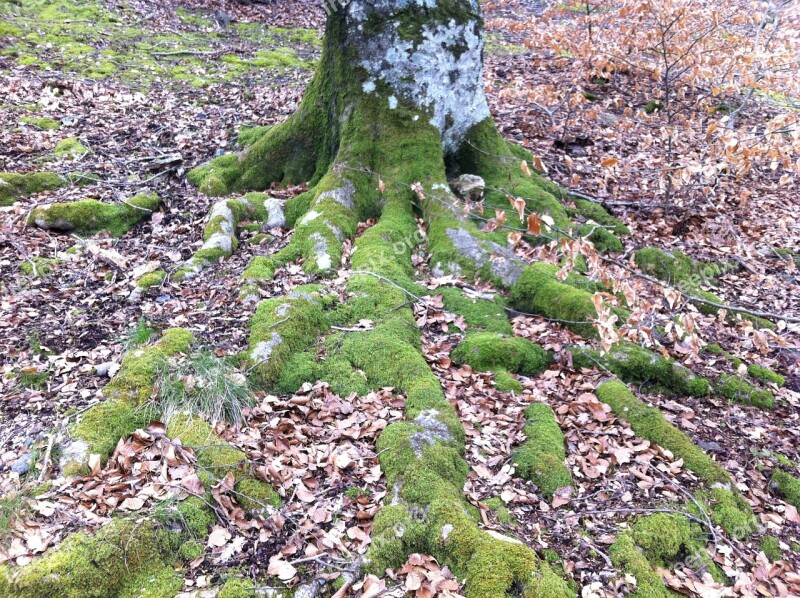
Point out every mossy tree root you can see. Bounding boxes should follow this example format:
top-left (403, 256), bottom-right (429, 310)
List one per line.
top-left (29, 192), bottom-right (161, 237)
top-left (512, 403), bottom-right (572, 499)
top-left (0, 171), bottom-right (67, 206)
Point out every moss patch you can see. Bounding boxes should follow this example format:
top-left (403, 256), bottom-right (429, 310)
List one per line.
top-left (21, 116), bottom-right (60, 131)
top-left (772, 470), bottom-right (800, 508)
top-left (53, 137), bottom-right (90, 159)
top-left (19, 257), bottom-right (58, 277)
top-left (3, 519), bottom-right (179, 598)
top-left (513, 403), bottom-right (572, 499)
top-left (30, 192), bottom-right (161, 236)
top-left (573, 342), bottom-right (710, 397)
top-left (0, 171), bottom-right (66, 206)
top-left (451, 332), bottom-right (551, 376)
top-left (715, 374), bottom-right (774, 409)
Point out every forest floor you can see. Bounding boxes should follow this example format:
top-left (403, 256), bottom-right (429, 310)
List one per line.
top-left (0, 1), bottom-right (799, 597)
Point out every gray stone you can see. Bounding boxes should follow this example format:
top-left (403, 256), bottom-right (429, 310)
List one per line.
top-left (449, 174), bottom-right (485, 201)
top-left (11, 453), bottom-right (31, 475)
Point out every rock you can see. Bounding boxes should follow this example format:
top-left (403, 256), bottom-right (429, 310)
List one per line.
top-left (698, 440), bottom-right (723, 453)
top-left (12, 453), bottom-right (32, 475)
top-left (449, 174), bottom-right (485, 201)
top-left (95, 361), bottom-right (114, 376)
top-left (59, 439), bottom-right (89, 472)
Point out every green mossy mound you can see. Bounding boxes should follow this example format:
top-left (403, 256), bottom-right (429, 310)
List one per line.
top-left (0, 171), bottom-right (66, 206)
top-left (772, 470), bottom-right (800, 508)
top-left (438, 287), bottom-right (513, 334)
top-left (20, 116), bottom-right (61, 131)
top-left (509, 263), bottom-right (608, 337)
top-left (0, 519), bottom-right (181, 598)
top-left (19, 257), bottom-right (58, 277)
top-left (513, 403), bottom-right (572, 498)
top-left (760, 535), bottom-right (782, 561)
top-left (746, 364), bottom-right (785, 386)
top-left (53, 137), bottom-right (90, 159)
top-left (573, 342), bottom-right (710, 397)
top-left (136, 269), bottom-right (166, 291)
top-left (714, 374), bottom-right (775, 409)
top-left (451, 332), bottom-right (551, 377)
top-left (275, 349), bottom-right (369, 396)
top-left (248, 291), bottom-right (329, 386)
top-left (30, 192), bottom-right (162, 236)
top-left (595, 380), bottom-right (729, 484)
top-left (692, 487), bottom-right (757, 540)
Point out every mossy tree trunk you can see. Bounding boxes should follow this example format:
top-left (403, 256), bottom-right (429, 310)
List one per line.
top-left (189, 1), bottom-right (585, 596)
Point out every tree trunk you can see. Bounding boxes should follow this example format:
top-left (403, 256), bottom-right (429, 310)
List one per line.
top-left (188, 2), bottom-right (595, 596)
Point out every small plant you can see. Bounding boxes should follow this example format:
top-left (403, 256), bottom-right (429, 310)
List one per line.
top-left (153, 350), bottom-right (256, 426)
top-left (125, 318), bottom-right (157, 348)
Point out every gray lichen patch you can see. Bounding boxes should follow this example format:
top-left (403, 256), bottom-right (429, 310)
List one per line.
top-left (410, 409), bottom-right (453, 456)
top-left (350, 1), bottom-right (490, 153)
top-left (445, 227), bottom-right (523, 286)
top-left (251, 332), bottom-right (283, 366)
top-left (263, 197), bottom-right (286, 229)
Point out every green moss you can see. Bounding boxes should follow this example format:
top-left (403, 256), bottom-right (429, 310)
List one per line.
top-left (0, 171), bottom-right (66, 206)
top-left (167, 414), bottom-right (245, 483)
top-left (509, 263), bottom-right (608, 337)
top-left (631, 513), bottom-right (692, 565)
top-left (219, 577), bottom-right (256, 598)
top-left (715, 374), bottom-right (775, 408)
top-left (438, 287), bottom-right (512, 334)
top-left (21, 116), bottom-right (60, 131)
top-left (0, 23), bottom-right (24, 37)
top-left (609, 533), bottom-right (673, 598)
top-left (492, 368), bottom-right (523, 393)
top-left (573, 342), bottom-right (710, 397)
top-left (760, 535), bottom-right (781, 561)
top-left (136, 270), bottom-right (166, 291)
top-left (483, 497), bottom-right (514, 524)
top-left (19, 257), bottom-right (58, 277)
top-left (30, 192), bottom-right (162, 236)
top-left (693, 487), bottom-right (757, 540)
top-left (234, 477), bottom-right (282, 514)
top-left (772, 470), bottom-right (800, 508)
top-left (746, 364), bottom-right (785, 387)
top-left (275, 350), bottom-right (369, 396)
top-left (104, 328), bottom-right (194, 404)
top-left (7, 519), bottom-right (175, 598)
top-left (643, 100), bottom-right (663, 114)
top-left (119, 566), bottom-right (183, 598)
top-left (238, 126), bottom-right (271, 147)
top-left (178, 539), bottom-right (204, 560)
top-left (17, 368), bottom-right (50, 389)
top-left (71, 399), bottom-right (152, 466)
top-left (451, 332), bottom-right (551, 376)
top-left (173, 496), bottom-right (215, 539)
top-left (248, 293), bottom-right (329, 386)
top-left (53, 137), bottom-right (90, 159)
top-left (513, 403), bottom-right (572, 499)
top-left (242, 256), bottom-right (277, 281)
top-left (595, 381), bottom-right (730, 484)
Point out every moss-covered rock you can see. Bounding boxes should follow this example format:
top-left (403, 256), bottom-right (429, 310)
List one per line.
top-left (30, 192), bottom-right (162, 236)
top-left (136, 269), bottom-right (166, 291)
top-left (630, 513), bottom-right (693, 565)
top-left (2, 518), bottom-right (180, 598)
top-left (451, 332), bottom-right (551, 376)
top-left (53, 137), bottom-right (90, 159)
top-left (609, 533), bottom-right (673, 598)
top-left (693, 487), bottom-right (757, 540)
top-left (513, 403), bottom-right (572, 499)
top-left (573, 342), bottom-right (710, 397)
top-left (248, 291), bottom-right (329, 386)
top-left (438, 286), bottom-right (513, 334)
top-left (772, 470), bottom-right (800, 508)
top-left (714, 374), bottom-right (774, 409)
top-left (595, 380), bottom-right (729, 484)
top-left (219, 577), bottom-right (256, 598)
top-left (746, 364), bottom-right (785, 387)
top-left (21, 116), bottom-right (61, 131)
top-left (0, 171), bottom-right (66, 206)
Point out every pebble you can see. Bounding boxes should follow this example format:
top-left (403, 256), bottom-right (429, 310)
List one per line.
top-left (698, 440), bottom-right (723, 453)
top-left (95, 361), bottom-right (114, 376)
top-left (11, 453), bottom-right (32, 475)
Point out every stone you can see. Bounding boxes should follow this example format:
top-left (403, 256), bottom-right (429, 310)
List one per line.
top-left (449, 174), bottom-right (485, 201)
top-left (12, 453), bottom-right (32, 475)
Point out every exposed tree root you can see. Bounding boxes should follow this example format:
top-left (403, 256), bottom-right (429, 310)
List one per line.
top-left (29, 192), bottom-right (161, 237)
